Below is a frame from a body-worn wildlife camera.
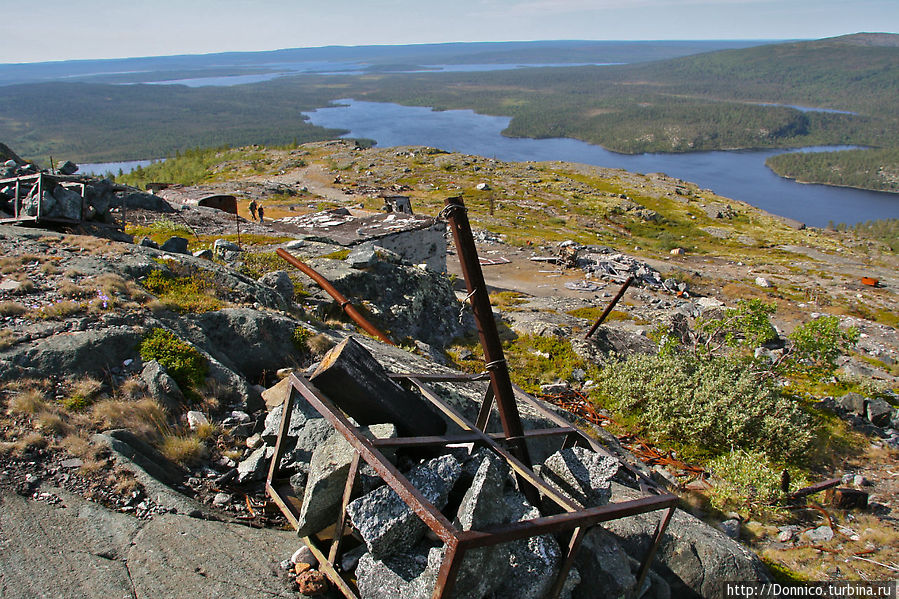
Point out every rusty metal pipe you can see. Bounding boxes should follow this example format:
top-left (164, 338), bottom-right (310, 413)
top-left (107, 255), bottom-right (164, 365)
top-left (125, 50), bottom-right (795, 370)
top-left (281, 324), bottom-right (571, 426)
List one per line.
top-left (584, 275), bottom-right (634, 339)
top-left (276, 248), bottom-right (394, 346)
top-left (443, 196), bottom-right (539, 504)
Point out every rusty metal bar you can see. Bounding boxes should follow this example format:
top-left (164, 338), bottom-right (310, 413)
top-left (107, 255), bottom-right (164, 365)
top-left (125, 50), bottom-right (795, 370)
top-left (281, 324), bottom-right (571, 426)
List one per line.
top-left (329, 452), bottom-right (361, 565)
top-left (788, 477), bottom-right (841, 500)
top-left (549, 527), bottom-right (588, 599)
top-left (634, 506), bottom-right (675, 595)
top-left (585, 275), bottom-right (634, 339)
top-left (276, 248), bottom-right (394, 345)
top-left (302, 535), bottom-right (360, 599)
top-left (408, 377), bottom-right (582, 513)
top-left (475, 385), bottom-right (495, 431)
top-left (444, 196), bottom-right (536, 504)
top-left (289, 373), bottom-right (459, 544)
top-left (456, 494), bottom-right (677, 549)
top-left (369, 427), bottom-right (577, 449)
top-left (432, 539), bottom-right (464, 599)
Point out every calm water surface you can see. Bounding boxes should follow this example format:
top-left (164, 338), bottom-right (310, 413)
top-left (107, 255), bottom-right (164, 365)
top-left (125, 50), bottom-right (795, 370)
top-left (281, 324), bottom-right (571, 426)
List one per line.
top-left (304, 99), bottom-right (899, 226)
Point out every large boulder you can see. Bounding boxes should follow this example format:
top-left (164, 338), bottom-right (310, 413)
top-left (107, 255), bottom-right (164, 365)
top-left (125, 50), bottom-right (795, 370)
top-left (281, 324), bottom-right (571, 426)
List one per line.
top-left (0, 326), bottom-right (142, 382)
top-left (307, 256), bottom-right (471, 348)
top-left (189, 308), bottom-right (305, 379)
top-left (602, 488), bottom-right (770, 598)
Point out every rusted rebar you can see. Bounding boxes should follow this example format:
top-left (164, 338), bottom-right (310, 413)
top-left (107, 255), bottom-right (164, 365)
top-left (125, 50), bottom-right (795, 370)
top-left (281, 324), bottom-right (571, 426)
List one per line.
top-left (443, 196), bottom-right (538, 503)
top-left (276, 248), bottom-right (394, 345)
top-left (584, 275), bottom-right (634, 339)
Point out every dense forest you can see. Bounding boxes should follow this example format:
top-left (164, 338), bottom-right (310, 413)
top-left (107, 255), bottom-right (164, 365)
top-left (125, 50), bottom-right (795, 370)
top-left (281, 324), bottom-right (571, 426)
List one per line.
top-left (1, 33), bottom-right (897, 191)
top-left (767, 148), bottom-right (899, 193)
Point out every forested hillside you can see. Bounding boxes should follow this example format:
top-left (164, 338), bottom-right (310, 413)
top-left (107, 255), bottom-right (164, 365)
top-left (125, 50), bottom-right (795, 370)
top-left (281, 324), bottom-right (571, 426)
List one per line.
top-left (1, 33), bottom-right (897, 192)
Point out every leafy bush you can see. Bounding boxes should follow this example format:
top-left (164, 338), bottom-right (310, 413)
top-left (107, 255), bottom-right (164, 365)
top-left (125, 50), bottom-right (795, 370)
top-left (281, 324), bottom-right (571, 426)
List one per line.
top-left (707, 449), bottom-right (785, 515)
top-left (593, 352), bottom-right (813, 461)
top-left (787, 315), bottom-right (859, 376)
top-left (139, 328), bottom-right (208, 397)
top-left (695, 298), bottom-right (778, 355)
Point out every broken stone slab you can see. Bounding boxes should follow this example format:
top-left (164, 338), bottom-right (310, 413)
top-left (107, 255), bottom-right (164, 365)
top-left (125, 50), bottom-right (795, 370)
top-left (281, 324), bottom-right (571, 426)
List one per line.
top-left (443, 454), bottom-right (511, 599)
top-left (237, 445), bottom-right (275, 484)
top-left (347, 454), bottom-right (462, 560)
top-left (541, 447), bottom-right (619, 508)
top-left (310, 337), bottom-right (447, 437)
top-left (493, 491), bottom-right (563, 599)
top-left (141, 359), bottom-right (185, 412)
top-left (866, 397), bottom-right (893, 427)
top-left (356, 546), bottom-right (439, 599)
top-left (261, 391), bottom-right (323, 444)
top-left (296, 423), bottom-right (397, 537)
top-left (573, 526), bottom-right (638, 599)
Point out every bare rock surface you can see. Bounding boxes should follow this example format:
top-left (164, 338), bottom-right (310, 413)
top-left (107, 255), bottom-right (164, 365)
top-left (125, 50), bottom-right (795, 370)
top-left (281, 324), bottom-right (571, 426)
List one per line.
top-left (0, 487), bottom-right (301, 599)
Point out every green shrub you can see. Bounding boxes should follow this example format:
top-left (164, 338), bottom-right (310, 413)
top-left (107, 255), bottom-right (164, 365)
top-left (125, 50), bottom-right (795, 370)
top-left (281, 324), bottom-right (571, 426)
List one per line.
top-left (291, 327), bottom-right (312, 354)
top-left (707, 449), bottom-right (785, 515)
top-left (787, 315), bottom-right (859, 376)
top-left (139, 329), bottom-right (208, 397)
top-left (592, 352), bottom-right (814, 461)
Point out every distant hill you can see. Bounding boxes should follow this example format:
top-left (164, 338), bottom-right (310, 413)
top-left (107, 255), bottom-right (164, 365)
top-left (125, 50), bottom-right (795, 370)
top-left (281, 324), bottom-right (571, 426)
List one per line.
top-left (0, 33), bottom-right (896, 194)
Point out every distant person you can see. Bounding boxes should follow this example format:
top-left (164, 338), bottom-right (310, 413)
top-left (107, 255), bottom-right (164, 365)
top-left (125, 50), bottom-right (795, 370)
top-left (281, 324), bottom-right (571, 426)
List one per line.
top-left (257, 205), bottom-right (265, 223)
top-left (248, 199), bottom-right (258, 221)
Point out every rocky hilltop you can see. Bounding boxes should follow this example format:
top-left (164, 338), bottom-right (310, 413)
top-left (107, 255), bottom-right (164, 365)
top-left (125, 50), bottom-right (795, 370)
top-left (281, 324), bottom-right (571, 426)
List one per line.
top-left (1, 140), bottom-right (897, 598)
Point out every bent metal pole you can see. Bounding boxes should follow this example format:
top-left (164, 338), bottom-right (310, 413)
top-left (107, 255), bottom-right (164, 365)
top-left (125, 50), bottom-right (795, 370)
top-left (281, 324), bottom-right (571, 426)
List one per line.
top-left (443, 196), bottom-right (538, 495)
top-left (276, 248), bottom-right (394, 346)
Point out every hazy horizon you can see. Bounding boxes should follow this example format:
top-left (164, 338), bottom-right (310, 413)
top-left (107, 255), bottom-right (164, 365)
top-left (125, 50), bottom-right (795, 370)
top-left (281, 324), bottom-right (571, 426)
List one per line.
top-left (2, 0), bottom-right (896, 64)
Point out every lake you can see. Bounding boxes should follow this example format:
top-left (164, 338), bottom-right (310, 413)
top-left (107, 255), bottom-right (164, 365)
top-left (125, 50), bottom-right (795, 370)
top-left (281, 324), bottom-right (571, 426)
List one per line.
top-left (304, 99), bottom-right (899, 227)
top-left (78, 159), bottom-right (160, 176)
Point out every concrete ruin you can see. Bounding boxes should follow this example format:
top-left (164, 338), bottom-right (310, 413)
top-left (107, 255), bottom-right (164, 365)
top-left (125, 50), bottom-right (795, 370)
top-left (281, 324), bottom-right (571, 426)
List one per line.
top-left (155, 185), bottom-right (238, 214)
top-left (280, 208), bottom-right (447, 272)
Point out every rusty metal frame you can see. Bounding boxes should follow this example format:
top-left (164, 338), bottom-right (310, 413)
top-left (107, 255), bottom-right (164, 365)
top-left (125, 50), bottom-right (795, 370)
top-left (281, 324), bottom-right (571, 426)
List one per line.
top-left (0, 173), bottom-right (86, 225)
top-left (266, 195), bottom-right (676, 599)
top-left (266, 372), bottom-right (676, 599)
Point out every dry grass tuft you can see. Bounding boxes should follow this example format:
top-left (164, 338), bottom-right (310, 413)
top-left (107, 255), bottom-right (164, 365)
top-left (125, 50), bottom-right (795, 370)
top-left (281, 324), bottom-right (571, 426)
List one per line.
top-left (159, 434), bottom-right (207, 466)
top-left (0, 301), bottom-right (26, 316)
top-left (0, 329), bottom-right (16, 350)
top-left (117, 377), bottom-right (146, 400)
top-left (57, 279), bottom-right (92, 298)
top-left (193, 421), bottom-right (217, 441)
top-left (36, 300), bottom-right (85, 320)
top-left (20, 431), bottom-right (47, 451)
top-left (58, 433), bottom-right (96, 459)
top-left (7, 389), bottom-right (49, 415)
top-left (307, 333), bottom-right (335, 357)
top-left (62, 376), bottom-right (104, 411)
top-left (112, 468), bottom-right (140, 495)
top-left (36, 410), bottom-right (69, 435)
top-left (91, 397), bottom-right (168, 440)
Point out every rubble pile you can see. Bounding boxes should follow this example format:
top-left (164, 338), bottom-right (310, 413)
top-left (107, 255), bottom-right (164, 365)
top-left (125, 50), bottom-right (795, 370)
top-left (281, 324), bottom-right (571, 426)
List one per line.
top-left (555, 241), bottom-right (687, 294)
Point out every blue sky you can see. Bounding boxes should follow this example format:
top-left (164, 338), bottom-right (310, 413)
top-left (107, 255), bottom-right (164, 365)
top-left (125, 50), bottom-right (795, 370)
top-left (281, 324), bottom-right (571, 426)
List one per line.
top-left (3, 0), bottom-right (897, 63)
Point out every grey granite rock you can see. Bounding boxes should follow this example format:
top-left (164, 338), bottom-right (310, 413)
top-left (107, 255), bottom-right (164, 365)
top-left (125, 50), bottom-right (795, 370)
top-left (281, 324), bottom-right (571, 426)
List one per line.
top-left (296, 424), bottom-right (396, 536)
top-left (542, 447), bottom-right (618, 508)
top-left (347, 454), bottom-right (462, 560)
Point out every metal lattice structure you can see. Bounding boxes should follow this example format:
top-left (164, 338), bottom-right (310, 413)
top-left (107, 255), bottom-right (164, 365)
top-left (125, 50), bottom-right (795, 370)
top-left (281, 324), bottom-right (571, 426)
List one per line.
top-left (268, 196), bottom-right (677, 599)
